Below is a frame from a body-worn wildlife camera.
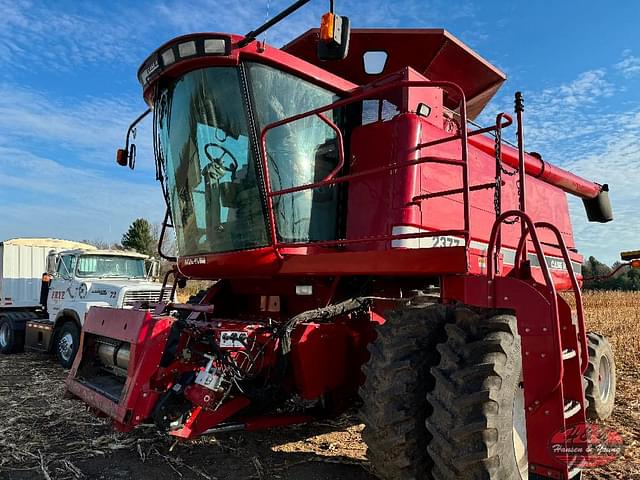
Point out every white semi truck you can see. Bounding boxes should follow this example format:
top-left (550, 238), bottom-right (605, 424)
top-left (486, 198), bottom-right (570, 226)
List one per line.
top-left (0, 238), bottom-right (165, 367)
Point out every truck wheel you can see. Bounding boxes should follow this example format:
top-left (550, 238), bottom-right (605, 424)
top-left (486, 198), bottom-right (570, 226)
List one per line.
top-left (359, 302), bottom-right (449, 480)
top-left (426, 309), bottom-right (528, 480)
top-left (584, 332), bottom-right (616, 421)
top-left (0, 317), bottom-right (24, 354)
top-left (56, 322), bottom-right (80, 368)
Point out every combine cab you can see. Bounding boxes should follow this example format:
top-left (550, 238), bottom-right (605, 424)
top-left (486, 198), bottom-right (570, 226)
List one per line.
top-left (67, 2), bottom-right (616, 479)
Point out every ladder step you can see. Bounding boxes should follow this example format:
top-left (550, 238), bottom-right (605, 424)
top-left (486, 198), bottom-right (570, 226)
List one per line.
top-left (564, 400), bottom-right (581, 419)
top-left (562, 348), bottom-right (577, 360)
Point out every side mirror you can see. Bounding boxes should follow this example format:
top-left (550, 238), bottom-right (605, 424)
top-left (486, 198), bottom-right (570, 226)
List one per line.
top-left (46, 253), bottom-right (59, 276)
top-left (116, 148), bottom-right (128, 167)
top-left (151, 260), bottom-right (160, 279)
top-left (145, 259), bottom-right (161, 279)
top-left (317, 13), bottom-right (350, 61)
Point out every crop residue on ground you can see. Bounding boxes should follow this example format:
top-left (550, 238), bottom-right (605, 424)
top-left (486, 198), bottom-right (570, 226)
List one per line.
top-left (1, 291), bottom-right (638, 479)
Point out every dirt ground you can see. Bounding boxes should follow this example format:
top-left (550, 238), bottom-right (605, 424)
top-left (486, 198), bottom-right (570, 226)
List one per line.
top-left (0, 291), bottom-right (638, 480)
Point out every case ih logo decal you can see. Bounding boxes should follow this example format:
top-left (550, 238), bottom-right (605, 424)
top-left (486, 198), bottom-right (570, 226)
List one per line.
top-left (550, 422), bottom-right (624, 468)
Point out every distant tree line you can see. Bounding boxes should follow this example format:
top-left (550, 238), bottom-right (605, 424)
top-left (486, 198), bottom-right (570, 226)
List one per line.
top-left (582, 256), bottom-right (640, 291)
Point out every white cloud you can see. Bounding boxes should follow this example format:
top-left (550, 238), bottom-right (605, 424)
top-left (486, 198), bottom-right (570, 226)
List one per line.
top-left (479, 63), bottom-right (640, 265)
top-left (0, 83), bottom-right (153, 169)
top-left (0, 0), bottom-right (148, 71)
top-left (0, 146), bottom-right (164, 243)
top-left (152, 0), bottom-right (478, 47)
top-left (615, 50), bottom-right (640, 77)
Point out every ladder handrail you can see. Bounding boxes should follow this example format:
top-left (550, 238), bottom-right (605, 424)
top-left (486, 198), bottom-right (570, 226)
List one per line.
top-left (487, 210), bottom-right (563, 393)
top-left (523, 222), bottom-right (589, 371)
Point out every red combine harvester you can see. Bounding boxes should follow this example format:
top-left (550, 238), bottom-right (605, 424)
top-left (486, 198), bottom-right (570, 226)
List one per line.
top-left (66, 2), bottom-right (617, 479)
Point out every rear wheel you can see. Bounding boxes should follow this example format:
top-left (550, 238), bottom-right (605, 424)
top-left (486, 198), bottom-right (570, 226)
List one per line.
top-left (55, 321), bottom-right (80, 368)
top-left (359, 301), bottom-right (449, 480)
top-left (584, 332), bottom-right (616, 421)
top-left (426, 308), bottom-right (527, 480)
top-left (0, 317), bottom-right (24, 354)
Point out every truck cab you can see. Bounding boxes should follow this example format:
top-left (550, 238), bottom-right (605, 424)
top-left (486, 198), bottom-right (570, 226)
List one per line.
top-left (29, 249), bottom-right (164, 367)
top-left (0, 240), bottom-right (165, 368)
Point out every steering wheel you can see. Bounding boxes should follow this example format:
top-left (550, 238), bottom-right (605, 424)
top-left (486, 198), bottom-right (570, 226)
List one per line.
top-left (204, 142), bottom-right (238, 175)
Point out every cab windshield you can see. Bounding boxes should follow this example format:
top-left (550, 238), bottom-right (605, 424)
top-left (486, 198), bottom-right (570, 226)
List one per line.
top-left (156, 67), bottom-right (268, 255)
top-left (156, 64), bottom-right (343, 256)
top-left (76, 255), bottom-right (146, 279)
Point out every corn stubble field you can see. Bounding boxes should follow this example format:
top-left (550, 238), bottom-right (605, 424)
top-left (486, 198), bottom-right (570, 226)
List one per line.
top-left (0, 291), bottom-right (638, 480)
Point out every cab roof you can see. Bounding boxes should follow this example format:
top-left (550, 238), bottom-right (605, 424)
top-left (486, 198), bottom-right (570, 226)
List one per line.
top-left (283, 28), bottom-right (506, 119)
top-left (1, 238), bottom-right (97, 250)
top-left (62, 249), bottom-right (149, 259)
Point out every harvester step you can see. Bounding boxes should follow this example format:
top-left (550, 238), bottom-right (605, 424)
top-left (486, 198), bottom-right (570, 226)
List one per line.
top-left (564, 400), bottom-right (582, 419)
top-left (562, 348), bottom-right (577, 360)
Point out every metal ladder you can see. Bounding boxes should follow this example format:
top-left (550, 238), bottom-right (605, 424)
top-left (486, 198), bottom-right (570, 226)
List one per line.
top-left (485, 211), bottom-right (588, 480)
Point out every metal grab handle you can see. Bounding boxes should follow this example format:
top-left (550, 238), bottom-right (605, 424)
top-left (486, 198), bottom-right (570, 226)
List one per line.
top-left (487, 210), bottom-right (563, 393)
top-left (416, 112), bottom-right (512, 150)
top-left (316, 112), bottom-right (345, 183)
top-left (530, 222), bottom-right (589, 371)
top-left (259, 112), bottom-right (345, 188)
top-left (258, 79), bottom-right (471, 255)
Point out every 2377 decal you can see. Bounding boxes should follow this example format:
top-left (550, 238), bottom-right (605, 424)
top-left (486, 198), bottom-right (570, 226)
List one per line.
top-left (432, 236), bottom-right (464, 248)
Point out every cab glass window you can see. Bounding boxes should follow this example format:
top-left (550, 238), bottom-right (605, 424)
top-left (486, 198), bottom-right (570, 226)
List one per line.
top-left (156, 67), bottom-right (269, 255)
top-left (57, 255), bottom-right (76, 279)
top-left (247, 62), bottom-right (343, 243)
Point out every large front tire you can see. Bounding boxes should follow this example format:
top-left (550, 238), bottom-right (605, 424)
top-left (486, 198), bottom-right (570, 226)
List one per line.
top-left (584, 332), bottom-right (616, 421)
top-left (359, 302), bottom-right (448, 480)
top-left (426, 308), bottom-right (528, 480)
top-left (55, 321), bottom-right (80, 368)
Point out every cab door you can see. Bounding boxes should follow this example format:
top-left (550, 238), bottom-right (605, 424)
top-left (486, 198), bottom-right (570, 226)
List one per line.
top-left (48, 255), bottom-right (76, 321)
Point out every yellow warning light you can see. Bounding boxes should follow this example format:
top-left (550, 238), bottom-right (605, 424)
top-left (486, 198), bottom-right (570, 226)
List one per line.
top-left (320, 12), bottom-right (336, 41)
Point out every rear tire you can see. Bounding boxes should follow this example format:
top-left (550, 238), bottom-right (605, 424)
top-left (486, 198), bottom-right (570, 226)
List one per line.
top-left (359, 301), bottom-right (449, 480)
top-left (584, 332), bottom-right (616, 421)
top-left (426, 308), bottom-right (527, 480)
top-left (55, 321), bottom-right (80, 368)
top-left (0, 317), bottom-right (24, 354)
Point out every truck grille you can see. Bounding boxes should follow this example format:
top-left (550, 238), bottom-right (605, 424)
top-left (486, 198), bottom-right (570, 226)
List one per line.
top-left (122, 290), bottom-right (161, 307)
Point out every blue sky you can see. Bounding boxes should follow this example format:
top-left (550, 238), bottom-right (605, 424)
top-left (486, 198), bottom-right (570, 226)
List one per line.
top-left (0, 0), bottom-right (638, 264)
